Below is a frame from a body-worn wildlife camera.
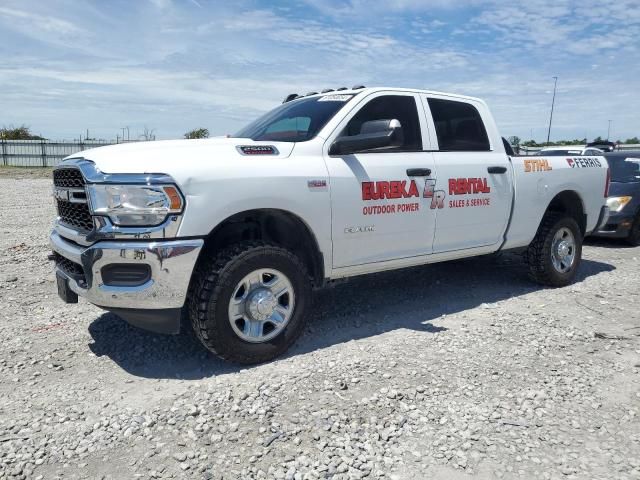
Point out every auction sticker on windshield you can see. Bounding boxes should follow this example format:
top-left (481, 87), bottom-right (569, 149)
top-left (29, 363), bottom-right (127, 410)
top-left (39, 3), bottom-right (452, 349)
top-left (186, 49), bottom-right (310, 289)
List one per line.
top-left (318, 95), bottom-right (353, 102)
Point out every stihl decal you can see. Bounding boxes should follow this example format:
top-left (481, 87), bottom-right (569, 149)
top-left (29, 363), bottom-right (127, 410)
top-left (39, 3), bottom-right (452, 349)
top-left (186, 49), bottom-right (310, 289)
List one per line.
top-left (524, 159), bottom-right (553, 172)
top-left (566, 157), bottom-right (602, 168)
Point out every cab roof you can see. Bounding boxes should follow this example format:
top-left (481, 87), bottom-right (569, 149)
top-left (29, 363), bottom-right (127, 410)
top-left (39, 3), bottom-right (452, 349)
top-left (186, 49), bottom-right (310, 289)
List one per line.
top-left (284, 86), bottom-right (485, 105)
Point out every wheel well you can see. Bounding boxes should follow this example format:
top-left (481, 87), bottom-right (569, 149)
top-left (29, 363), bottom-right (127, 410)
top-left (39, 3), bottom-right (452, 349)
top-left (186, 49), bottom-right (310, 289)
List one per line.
top-left (201, 209), bottom-right (325, 286)
top-left (545, 191), bottom-right (586, 235)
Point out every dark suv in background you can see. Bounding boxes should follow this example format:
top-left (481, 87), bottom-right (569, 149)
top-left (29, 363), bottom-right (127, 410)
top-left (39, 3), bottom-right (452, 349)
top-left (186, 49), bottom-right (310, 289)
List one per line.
top-left (593, 152), bottom-right (640, 245)
top-left (587, 140), bottom-right (616, 152)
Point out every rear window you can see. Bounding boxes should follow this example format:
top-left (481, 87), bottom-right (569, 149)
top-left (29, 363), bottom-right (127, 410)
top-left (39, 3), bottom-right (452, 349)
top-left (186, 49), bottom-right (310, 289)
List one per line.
top-left (428, 98), bottom-right (490, 151)
top-left (609, 156), bottom-right (640, 182)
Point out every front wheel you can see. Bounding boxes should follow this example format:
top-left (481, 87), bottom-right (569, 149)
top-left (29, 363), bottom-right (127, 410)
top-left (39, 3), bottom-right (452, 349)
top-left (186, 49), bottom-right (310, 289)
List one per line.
top-left (188, 242), bottom-right (312, 364)
top-left (527, 214), bottom-right (583, 287)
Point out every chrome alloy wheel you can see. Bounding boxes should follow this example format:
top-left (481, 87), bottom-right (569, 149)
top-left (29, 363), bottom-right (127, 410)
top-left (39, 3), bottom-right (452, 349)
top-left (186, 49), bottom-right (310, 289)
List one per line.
top-left (228, 268), bottom-right (295, 343)
top-left (551, 227), bottom-right (576, 273)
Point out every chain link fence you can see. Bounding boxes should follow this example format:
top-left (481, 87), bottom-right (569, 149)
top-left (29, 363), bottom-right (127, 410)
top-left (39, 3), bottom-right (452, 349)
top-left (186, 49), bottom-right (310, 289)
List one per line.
top-left (0, 139), bottom-right (138, 167)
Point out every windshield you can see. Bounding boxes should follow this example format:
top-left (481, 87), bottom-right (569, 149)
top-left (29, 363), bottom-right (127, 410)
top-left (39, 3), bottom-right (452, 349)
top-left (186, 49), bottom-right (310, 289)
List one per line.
top-left (234, 94), bottom-right (354, 142)
top-left (535, 149), bottom-right (582, 156)
top-left (609, 156), bottom-right (640, 183)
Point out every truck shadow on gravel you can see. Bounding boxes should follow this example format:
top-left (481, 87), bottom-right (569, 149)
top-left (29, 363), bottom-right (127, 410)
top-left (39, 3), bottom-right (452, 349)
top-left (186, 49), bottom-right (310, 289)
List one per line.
top-left (584, 237), bottom-right (637, 248)
top-left (87, 254), bottom-right (614, 379)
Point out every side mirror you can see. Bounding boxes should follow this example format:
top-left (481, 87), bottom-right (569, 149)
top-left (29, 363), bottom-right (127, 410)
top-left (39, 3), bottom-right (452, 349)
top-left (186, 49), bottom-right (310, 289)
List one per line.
top-left (329, 119), bottom-right (403, 155)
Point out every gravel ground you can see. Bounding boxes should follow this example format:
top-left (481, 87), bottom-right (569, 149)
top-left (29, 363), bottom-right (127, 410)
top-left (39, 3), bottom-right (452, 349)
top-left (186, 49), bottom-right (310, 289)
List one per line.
top-left (0, 174), bottom-right (639, 480)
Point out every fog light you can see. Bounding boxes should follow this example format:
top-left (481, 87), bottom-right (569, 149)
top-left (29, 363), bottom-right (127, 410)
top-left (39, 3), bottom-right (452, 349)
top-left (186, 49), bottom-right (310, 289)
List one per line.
top-left (101, 264), bottom-right (151, 287)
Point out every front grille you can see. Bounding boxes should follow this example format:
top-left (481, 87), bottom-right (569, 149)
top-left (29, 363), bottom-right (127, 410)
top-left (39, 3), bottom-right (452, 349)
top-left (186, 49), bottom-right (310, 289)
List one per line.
top-left (53, 168), bottom-right (85, 188)
top-left (54, 252), bottom-right (86, 284)
top-left (53, 167), bottom-right (93, 232)
top-left (56, 200), bottom-right (94, 231)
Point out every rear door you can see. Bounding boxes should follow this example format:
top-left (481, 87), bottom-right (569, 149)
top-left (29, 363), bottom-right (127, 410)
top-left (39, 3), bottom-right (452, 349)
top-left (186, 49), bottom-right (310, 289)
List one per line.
top-left (324, 92), bottom-right (437, 267)
top-left (422, 96), bottom-right (512, 252)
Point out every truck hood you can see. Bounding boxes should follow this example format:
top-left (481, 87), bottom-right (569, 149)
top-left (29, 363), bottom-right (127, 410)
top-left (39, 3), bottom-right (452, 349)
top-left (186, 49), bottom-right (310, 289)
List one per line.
top-left (68, 137), bottom-right (295, 178)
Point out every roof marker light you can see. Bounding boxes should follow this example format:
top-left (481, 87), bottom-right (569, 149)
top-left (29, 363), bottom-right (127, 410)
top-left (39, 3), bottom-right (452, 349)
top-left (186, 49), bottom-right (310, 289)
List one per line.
top-left (282, 93), bottom-right (299, 103)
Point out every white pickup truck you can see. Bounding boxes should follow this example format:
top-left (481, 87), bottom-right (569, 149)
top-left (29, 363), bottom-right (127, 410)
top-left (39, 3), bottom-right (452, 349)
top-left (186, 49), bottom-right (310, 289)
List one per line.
top-left (50, 87), bottom-right (610, 363)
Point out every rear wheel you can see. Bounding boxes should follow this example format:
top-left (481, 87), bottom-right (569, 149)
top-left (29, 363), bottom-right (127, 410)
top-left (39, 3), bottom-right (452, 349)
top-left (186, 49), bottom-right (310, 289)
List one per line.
top-left (626, 213), bottom-right (640, 246)
top-left (527, 214), bottom-right (582, 287)
top-left (188, 242), bottom-right (311, 364)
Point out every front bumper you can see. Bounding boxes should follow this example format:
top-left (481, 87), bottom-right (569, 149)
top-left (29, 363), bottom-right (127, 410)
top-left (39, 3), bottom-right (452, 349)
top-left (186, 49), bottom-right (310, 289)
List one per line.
top-left (50, 230), bottom-right (203, 332)
top-left (593, 211), bottom-right (635, 238)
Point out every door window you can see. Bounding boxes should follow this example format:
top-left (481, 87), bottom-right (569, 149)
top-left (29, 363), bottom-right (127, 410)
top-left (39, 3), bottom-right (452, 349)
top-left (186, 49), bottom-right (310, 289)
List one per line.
top-left (342, 95), bottom-right (423, 151)
top-left (428, 98), bottom-right (490, 151)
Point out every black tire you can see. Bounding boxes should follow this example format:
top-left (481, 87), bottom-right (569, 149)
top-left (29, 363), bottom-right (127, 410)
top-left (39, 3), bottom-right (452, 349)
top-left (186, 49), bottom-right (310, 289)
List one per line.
top-left (188, 241), bottom-right (312, 364)
top-left (626, 213), bottom-right (640, 246)
top-left (526, 214), bottom-right (582, 287)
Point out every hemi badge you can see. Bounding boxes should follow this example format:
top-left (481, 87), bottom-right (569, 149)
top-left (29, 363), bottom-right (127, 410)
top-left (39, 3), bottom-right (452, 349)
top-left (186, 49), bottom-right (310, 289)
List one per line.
top-left (308, 179), bottom-right (327, 189)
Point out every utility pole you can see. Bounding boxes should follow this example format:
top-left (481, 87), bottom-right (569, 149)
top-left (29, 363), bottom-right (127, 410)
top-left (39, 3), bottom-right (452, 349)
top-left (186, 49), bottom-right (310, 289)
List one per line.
top-left (121, 127), bottom-right (127, 142)
top-left (607, 120), bottom-right (611, 140)
top-left (546, 76), bottom-right (558, 145)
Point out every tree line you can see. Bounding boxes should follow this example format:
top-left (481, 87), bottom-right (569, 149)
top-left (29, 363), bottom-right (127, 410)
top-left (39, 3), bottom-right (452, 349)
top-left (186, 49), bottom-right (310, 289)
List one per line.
top-left (8, 125), bottom-right (638, 145)
top-left (510, 135), bottom-right (640, 147)
top-left (0, 125), bottom-right (45, 140)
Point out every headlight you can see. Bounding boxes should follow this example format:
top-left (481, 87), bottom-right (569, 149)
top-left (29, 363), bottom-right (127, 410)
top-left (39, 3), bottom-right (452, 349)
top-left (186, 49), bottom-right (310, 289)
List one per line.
top-left (606, 196), bottom-right (632, 212)
top-left (87, 184), bottom-right (184, 226)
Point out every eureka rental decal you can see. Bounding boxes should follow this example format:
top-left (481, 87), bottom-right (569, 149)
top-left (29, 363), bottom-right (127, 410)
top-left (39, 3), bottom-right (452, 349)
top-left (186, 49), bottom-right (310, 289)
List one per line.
top-left (566, 157), bottom-right (602, 168)
top-left (360, 177), bottom-right (491, 215)
top-left (447, 177), bottom-right (491, 208)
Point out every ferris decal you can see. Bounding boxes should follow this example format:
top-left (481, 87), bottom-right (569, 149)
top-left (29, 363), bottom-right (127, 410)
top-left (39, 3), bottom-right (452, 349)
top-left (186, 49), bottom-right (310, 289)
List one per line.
top-left (566, 157), bottom-right (602, 168)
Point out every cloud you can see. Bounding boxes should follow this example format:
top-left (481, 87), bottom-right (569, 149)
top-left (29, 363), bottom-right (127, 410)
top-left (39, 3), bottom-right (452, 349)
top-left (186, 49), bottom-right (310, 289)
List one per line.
top-left (148, 0), bottom-right (172, 8)
top-left (0, 7), bottom-right (84, 35)
top-left (0, 0), bottom-right (638, 141)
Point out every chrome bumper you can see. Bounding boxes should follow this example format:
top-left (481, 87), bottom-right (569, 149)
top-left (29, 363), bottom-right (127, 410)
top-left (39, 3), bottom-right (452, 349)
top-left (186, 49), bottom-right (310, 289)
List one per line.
top-left (50, 230), bottom-right (203, 310)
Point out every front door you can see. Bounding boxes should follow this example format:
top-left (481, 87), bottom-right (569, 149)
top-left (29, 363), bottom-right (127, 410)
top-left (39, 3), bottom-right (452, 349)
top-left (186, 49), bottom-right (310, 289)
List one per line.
top-left (325, 93), bottom-right (438, 267)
